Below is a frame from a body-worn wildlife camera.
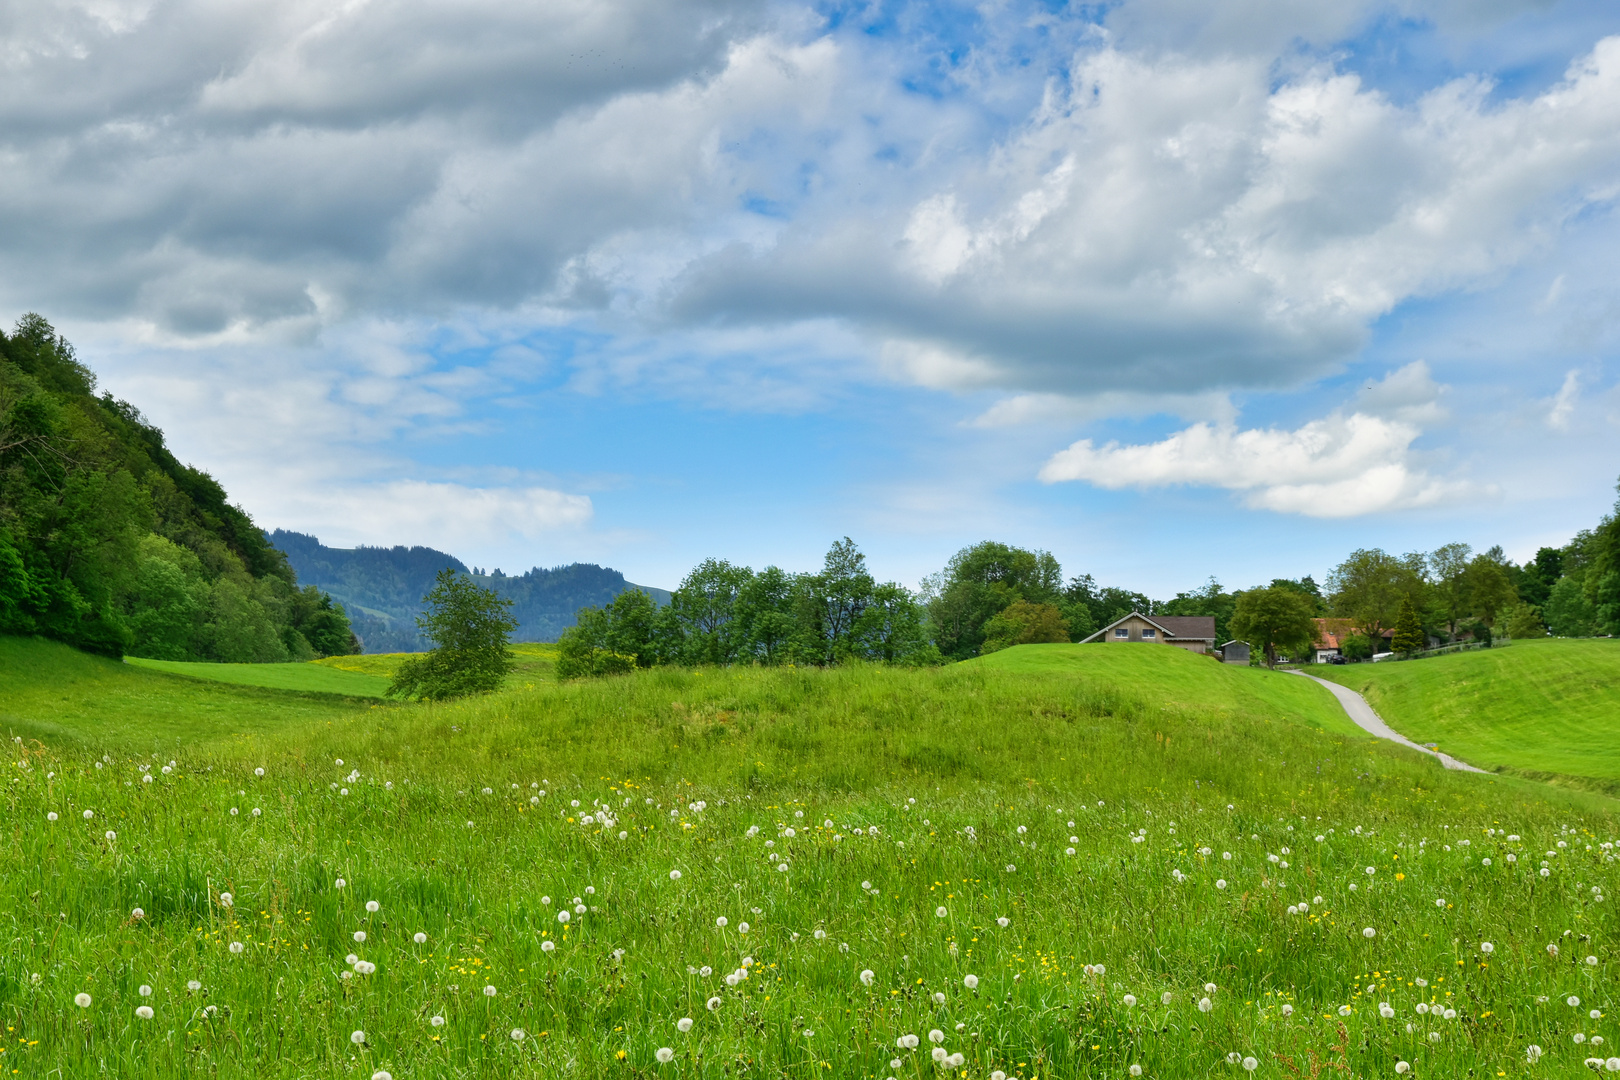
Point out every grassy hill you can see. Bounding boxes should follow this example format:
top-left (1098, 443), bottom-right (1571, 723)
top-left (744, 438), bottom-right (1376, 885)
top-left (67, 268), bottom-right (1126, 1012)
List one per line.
top-left (969, 643), bottom-right (1370, 740)
top-left (2, 637), bottom-right (1616, 1078)
top-left (1312, 638), bottom-right (1620, 793)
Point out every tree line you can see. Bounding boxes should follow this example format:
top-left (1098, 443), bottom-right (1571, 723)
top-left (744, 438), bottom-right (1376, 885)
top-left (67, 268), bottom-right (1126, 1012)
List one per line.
top-left (0, 315), bottom-right (358, 661)
top-left (557, 485), bottom-right (1620, 677)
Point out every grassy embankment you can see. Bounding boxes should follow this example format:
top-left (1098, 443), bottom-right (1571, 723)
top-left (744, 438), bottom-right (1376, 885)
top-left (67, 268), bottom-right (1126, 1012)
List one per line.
top-left (1313, 638), bottom-right (1620, 794)
top-left (1, 637), bottom-right (1615, 1079)
top-left (119, 642), bottom-right (560, 700)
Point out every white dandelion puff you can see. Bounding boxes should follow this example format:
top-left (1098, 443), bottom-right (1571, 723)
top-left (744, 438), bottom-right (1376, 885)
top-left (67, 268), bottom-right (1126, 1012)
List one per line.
top-left (135, 1005), bottom-right (154, 1019)
top-left (964, 974), bottom-right (979, 990)
top-left (860, 969), bottom-right (875, 986)
top-left (350, 1030), bottom-right (366, 1045)
top-left (414, 932), bottom-right (427, 944)
top-left (484, 985), bottom-right (497, 997)
top-left (656, 1047), bottom-right (675, 1063)
top-left (678, 1017), bottom-right (694, 1032)
top-left (74, 993), bottom-right (92, 1008)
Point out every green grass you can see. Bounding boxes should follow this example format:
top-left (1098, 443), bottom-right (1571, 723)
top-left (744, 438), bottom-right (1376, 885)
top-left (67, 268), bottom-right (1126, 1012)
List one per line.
top-left (125, 656), bottom-right (394, 697)
top-left (0, 636), bottom-right (376, 750)
top-left (312, 641), bottom-right (559, 687)
top-left (969, 643), bottom-right (1371, 740)
top-left (2, 636), bottom-right (1617, 1079)
top-left (1312, 639), bottom-right (1620, 793)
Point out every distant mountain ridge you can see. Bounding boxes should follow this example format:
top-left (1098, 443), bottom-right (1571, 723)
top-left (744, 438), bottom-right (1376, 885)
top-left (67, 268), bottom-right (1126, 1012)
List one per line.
top-left (268, 530), bottom-right (670, 653)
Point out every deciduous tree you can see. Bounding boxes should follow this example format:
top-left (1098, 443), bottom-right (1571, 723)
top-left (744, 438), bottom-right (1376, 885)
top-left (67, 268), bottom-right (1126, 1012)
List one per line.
top-left (387, 570), bottom-right (517, 700)
top-left (1229, 586), bottom-right (1318, 668)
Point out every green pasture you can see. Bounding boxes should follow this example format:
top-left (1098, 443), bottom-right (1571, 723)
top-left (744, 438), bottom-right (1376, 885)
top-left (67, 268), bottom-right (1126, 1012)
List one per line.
top-left (125, 655), bottom-right (394, 698)
top-left (969, 643), bottom-right (1370, 740)
top-left (0, 636), bottom-right (375, 750)
top-left (1313, 639), bottom-right (1620, 793)
top-left (1, 637), bottom-right (1616, 1078)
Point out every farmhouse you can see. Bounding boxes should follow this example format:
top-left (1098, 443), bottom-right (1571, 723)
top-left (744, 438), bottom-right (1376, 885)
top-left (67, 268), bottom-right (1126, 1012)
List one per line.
top-left (1079, 612), bottom-right (1218, 655)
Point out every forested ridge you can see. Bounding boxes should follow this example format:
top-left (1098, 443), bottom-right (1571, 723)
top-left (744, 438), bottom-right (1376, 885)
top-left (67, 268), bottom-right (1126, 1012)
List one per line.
top-left (0, 315), bottom-right (356, 660)
top-left (272, 529), bottom-right (670, 651)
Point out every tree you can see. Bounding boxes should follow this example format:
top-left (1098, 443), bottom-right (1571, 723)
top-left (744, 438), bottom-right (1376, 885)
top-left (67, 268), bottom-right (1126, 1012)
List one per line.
top-left (1390, 596), bottom-right (1425, 654)
top-left (789, 538), bottom-right (876, 665)
top-left (387, 570), bottom-right (517, 700)
top-left (1543, 577), bottom-right (1598, 637)
top-left (1229, 587), bottom-right (1318, 668)
top-left (1501, 603), bottom-right (1545, 641)
top-left (925, 541), bottom-right (1062, 659)
top-left (733, 566), bottom-right (798, 664)
top-left (1428, 542), bottom-right (1472, 637)
top-left (665, 558), bottom-right (752, 665)
top-left (1517, 547), bottom-right (1563, 607)
top-left (979, 600), bottom-right (1069, 654)
top-left (852, 582), bottom-right (939, 665)
top-left (1327, 548), bottom-right (1425, 640)
top-left (1462, 554), bottom-right (1516, 626)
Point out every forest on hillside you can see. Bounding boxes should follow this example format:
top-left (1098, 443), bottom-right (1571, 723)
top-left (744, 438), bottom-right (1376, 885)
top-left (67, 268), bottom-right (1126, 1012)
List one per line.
top-left (0, 316), bottom-right (356, 660)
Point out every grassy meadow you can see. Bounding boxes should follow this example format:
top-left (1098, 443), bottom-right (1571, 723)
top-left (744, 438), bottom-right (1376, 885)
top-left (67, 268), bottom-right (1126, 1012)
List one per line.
top-left (1313, 639), bottom-right (1620, 794)
top-left (1, 638), bottom-right (1617, 1078)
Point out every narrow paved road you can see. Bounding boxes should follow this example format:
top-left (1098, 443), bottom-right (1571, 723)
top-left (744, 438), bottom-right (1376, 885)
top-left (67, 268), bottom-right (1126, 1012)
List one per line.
top-left (1290, 670), bottom-right (1486, 774)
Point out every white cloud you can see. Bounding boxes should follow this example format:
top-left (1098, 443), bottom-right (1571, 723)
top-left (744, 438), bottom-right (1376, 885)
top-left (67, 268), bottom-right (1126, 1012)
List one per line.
top-left (1547, 369), bottom-right (1580, 429)
top-left (1038, 368), bottom-right (1479, 516)
top-left (969, 390), bottom-right (1237, 428)
top-left (265, 480), bottom-right (593, 553)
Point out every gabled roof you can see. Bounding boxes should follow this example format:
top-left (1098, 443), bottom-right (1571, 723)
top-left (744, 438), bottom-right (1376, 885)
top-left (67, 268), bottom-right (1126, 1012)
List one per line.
top-left (1080, 611), bottom-right (1217, 644)
top-left (1154, 616), bottom-right (1218, 641)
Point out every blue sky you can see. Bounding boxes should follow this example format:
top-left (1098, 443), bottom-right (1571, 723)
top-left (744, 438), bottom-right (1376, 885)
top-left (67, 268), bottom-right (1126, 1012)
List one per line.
top-left (2, 0), bottom-right (1618, 594)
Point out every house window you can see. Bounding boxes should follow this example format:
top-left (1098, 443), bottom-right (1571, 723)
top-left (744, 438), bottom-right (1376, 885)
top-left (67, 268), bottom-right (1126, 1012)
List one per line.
top-left (1141, 628), bottom-right (1156, 639)
top-left (1114, 628), bottom-right (1129, 638)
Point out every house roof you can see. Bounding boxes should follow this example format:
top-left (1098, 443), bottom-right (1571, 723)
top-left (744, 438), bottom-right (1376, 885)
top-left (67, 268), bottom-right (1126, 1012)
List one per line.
top-left (1153, 616), bottom-right (1217, 641)
top-left (1313, 617), bottom-right (1391, 649)
top-left (1080, 611), bottom-right (1217, 644)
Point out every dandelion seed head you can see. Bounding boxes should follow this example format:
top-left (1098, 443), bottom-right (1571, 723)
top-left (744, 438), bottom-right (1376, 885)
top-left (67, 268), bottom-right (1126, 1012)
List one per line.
top-left (75, 993), bottom-right (92, 1008)
top-left (656, 1047), bottom-right (675, 1063)
top-left (135, 1005), bottom-right (154, 1019)
top-left (484, 985), bottom-right (497, 997)
top-left (678, 1017), bottom-right (694, 1032)
top-left (350, 1030), bottom-right (366, 1045)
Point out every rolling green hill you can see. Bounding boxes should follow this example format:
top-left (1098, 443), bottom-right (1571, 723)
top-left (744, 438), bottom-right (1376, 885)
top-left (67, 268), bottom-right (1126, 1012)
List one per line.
top-left (1312, 638), bottom-right (1620, 792)
top-left (123, 655), bottom-right (394, 697)
top-left (3, 636), bottom-right (1616, 1078)
top-left (0, 635), bottom-right (374, 749)
top-left (969, 643), bottom-right (1370, 740)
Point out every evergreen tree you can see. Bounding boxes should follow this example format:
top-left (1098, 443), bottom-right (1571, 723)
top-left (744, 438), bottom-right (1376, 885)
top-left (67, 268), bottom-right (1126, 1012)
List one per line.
top-left (1391, 596), bottom-right (1425, 654)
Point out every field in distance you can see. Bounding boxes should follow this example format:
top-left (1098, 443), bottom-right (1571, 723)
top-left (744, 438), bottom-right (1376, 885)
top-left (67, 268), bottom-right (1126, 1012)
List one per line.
top-left (1312, 638), bottom-right (1620, 794)
top-left (117, 643), bottom-right (561, 701)
top-left (2, 637), bottom-right (1616, 1078)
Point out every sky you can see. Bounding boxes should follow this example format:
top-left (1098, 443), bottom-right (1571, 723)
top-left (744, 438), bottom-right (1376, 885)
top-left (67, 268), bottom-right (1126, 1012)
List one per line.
top-left (3, 0), bottom-right (1619, 595)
